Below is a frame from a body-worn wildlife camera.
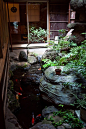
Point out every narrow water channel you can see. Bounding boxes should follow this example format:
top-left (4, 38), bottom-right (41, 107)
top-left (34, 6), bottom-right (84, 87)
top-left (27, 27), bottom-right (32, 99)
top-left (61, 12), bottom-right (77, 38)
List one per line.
top-left (11, 64), bottom-right (51, 129)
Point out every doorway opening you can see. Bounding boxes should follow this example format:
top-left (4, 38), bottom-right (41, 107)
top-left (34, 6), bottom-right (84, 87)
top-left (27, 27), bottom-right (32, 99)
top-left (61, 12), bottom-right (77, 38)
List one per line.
top-left (8, 2), bottom-right (47, 44)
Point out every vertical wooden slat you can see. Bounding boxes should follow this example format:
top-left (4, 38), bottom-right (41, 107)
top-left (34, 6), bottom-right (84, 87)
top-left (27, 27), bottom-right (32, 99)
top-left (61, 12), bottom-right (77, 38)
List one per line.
top-left (0, 0), bottom-right (3, 58)
top-left (0, 38), bottom-right (3, 58)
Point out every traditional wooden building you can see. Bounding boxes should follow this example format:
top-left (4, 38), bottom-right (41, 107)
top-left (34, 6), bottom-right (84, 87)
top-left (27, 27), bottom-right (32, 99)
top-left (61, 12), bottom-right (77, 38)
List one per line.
top-left (0, 0), bottom-right (74, 128)
top-left (0, 1), bottom-right (9, 129)
top-left (3, 0), bottom-right (72, 46)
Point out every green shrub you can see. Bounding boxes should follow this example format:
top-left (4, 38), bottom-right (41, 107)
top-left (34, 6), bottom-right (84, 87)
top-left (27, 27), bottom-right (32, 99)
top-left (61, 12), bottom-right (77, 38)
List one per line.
top-left (28, 27), bottom-right (48, 43)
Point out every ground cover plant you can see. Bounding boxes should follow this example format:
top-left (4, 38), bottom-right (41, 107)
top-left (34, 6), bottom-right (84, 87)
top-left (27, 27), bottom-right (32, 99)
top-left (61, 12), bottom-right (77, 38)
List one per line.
top-left (70, 93), bottom-right (86, 108)
top-left (44, 109), bottom-right (84, 129)
top-left (62, 40), bottom-right (86, 79)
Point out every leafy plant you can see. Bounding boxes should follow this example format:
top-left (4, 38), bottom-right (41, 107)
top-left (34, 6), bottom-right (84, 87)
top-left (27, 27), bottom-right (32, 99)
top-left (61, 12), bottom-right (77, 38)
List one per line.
top-left (70, 93), bottom-right (86, 108)
top-left (28, 27), bottom-right (48, 43)
top-left (47, 29), bottom-right (77, 52)
top-left (63, 82), bottom-right (82, 89)
top-left (58, 29), bottom-right (66, 38)
top-left (42, 58), bottom-right (58, 68)
top-left (48, 38), bottom-right (70, 52)
top-left (62, 40), bottom-right (86, 79)
top-left (45, 110), bottom-right (84, 128)
top-left (58, 104), bottom-right (64, 108)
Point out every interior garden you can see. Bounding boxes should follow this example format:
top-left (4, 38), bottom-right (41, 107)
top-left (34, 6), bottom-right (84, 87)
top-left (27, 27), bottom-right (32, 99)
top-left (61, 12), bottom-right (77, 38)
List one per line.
top-left (7, 0), bottom-right (86, 129)
top-left (8, 27), bottom-right (86, 129)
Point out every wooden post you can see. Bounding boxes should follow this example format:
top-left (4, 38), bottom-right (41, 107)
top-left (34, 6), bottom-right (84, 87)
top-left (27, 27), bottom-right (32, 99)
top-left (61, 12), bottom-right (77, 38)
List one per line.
top-left (68, 1), bottom-right (71, 24)
top-left (68, 1), bottom-right (71, 31)
top-left (47, 1), bottom-right (49, 41)
top-left (7, 2), bottom-right (13, 51)
top-left (0, 0), bottom-right (3, 58)
top-left (26, 1), bottom-right (29, 45)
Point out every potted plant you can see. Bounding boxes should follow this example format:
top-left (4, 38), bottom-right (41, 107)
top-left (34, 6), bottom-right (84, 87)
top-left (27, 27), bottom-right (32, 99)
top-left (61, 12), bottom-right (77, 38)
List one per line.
top-left (71, 94), bottom-right (86, 122)
top-left (55, 67), bottom-right (61, 75)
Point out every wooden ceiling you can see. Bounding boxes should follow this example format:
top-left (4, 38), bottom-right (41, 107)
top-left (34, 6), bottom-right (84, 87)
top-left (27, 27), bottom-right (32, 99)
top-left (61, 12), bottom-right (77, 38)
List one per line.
top-left (4, 0), bottom-right (70, 3)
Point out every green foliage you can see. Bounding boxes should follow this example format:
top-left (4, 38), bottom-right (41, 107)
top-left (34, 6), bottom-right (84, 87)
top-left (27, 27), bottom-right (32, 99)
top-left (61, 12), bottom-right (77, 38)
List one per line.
top-left (23, 63), bottom-right (28, 68)
top-left (48, 29), bottom-right (77, 52)
top-left (58, 104), bottom-right (64, 108)
top-left (58, 29), bottom-right (66, 38)
top-left (57, 56), bottom-right (68, 65)
top-left (48, 38), bottom-right (71, 52)
top-left (9, 70), bottom-right (14, 77)
top-left (81, 32), bottom-right (86, 35)
top-left (63, 82), bottom-right (82, 89)
top-left (42, 55), bottom-right (68, 69)
top-left (7, 90), bottom-right (20, 111)
top-left (42, 58), bottom-right (58, 68)
top-left (9, 80), bottom-right (14, 91)
top-left (62, 40), bottom-right (86, 79)
top-left (43, 39), bottom-right (86, 80)
top-left (45, 110), bottom-right (84, 128)
top-left (70, 93), bottom-right (86, 108)
top-left (28, 27), bottom-right (48, 43)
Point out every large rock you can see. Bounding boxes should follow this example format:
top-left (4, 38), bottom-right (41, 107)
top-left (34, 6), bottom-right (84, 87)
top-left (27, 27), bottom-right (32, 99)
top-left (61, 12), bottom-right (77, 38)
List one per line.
top-left (19, 51), bottom-right (27, 61)
top-left (5, 107), bottom-right (23, 129)
top-left (42, 49), bottom-right (59, 61)
top-left (39, 66), bottom-right (82, 106)
top-left (9, 63), bottom-right (17, 72)
top-left (28, 56), bottom-right (37, 64)
top-left (29, 122), bottom-right (56, 129)
top-left (42, 106), bottom-right (58, 118)
top-left (9, 62), bottom-right (31, 71)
